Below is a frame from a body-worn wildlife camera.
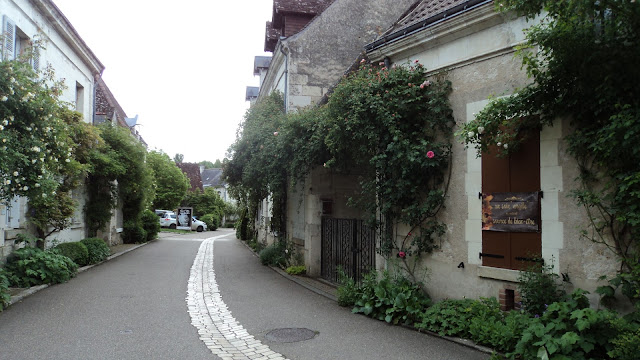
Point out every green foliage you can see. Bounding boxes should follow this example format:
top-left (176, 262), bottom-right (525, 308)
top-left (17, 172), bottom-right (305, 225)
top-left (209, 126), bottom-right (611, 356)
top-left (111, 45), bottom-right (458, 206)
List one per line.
top-left (517, 263), bottom-right (567, 316)
top-left (352, 270), bottom-right (431, 325)
top-left (0, 44), bottom-right (74, 204)
top-left (140, 209), bottom-right (160, 241)
top-left (597, 253), bottom-right (640, 307)
top-left (416, 297), bottom-right (499, 338)
top-left (459, 0), bottom-right (640, 299)
top-left (225, 92), bottom-right (288, 235)
top-left (285, 265), bottom-right (306, 275)
top-left (336, 267), bottom-right (360, 307)
top-left (200, 213), bottom-right (220, 231)
top-left (147, 151), bottom-right (189, 210)
top-left (609, 326), bottom-right (640, 360)
top-left (470, 309), bottom-right (533, 354)
top-left (258, 241), bottom-right (287, 268)
top-left (0, 267), bottom-right (10, 311)
top-left (122, 220), bottom-right (147, 244)
top-left (80, 238), bottom-right (111, 264)
top-left (182, 188), bottom-right (226, 229)
top-left (54, 241), bottom-right (89, 267)
top-left (5, 247), bottom-right (78, 287)
top-left (511, 289), bottom-right (621, 360)
top-left (235, 207), bottom-right (250, 240)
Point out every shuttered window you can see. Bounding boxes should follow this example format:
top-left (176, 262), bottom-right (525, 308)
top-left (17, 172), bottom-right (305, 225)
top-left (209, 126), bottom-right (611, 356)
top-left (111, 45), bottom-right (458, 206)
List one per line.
top-left (2, 15), bottom-right (16, 60)
top-left (481, 132), bottom-right (541, 270)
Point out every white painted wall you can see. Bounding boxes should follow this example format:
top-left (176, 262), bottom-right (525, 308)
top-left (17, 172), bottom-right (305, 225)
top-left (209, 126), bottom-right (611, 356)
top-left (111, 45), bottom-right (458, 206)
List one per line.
top-left (1, 0), bottom-right (103, 251)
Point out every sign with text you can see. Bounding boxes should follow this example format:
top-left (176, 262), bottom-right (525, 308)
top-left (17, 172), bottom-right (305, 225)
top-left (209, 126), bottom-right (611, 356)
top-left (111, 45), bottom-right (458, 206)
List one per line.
top-left (482, 192), bottom-right (540, 232)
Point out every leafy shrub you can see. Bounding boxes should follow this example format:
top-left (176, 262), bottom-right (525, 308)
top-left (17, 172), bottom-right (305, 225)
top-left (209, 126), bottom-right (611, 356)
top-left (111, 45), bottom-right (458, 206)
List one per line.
top-left (123, 221), bottom-right (147, 244)
top-left (285, 265), bottom-right (306, 275)
top-left (140, 209), bottom-right (160, 241)
top-left (0, 267), bottom-right (10, 311)
top-left (259, 242), bottom-right (287, 267)
top-left (511, 289), bottom-right (621, 360)
top-left (352, 271), bottom-right (431, 325)
top-left (337, 267), bottom-right (360, 307)
top-left (609, 326), bottom-right (640, 360)
top-left (469, 309), bottom-right (533, 354)
top-left (200, 213), bottom-right (220, 231)
top-left (517, 263), bottom-right (566, 316)
top-left (5, 247), bottom-right (78, 287)
top-left (81, 238), bottom-right (111, 264)
top-left (54, 242), bottom-right (89, 267)
top-left (416, 297), bottom-right (500, 338)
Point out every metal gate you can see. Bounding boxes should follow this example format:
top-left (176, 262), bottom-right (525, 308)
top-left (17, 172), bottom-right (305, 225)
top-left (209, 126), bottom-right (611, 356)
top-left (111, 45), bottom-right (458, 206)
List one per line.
top-left (321, 217), bottom-right (376, 284)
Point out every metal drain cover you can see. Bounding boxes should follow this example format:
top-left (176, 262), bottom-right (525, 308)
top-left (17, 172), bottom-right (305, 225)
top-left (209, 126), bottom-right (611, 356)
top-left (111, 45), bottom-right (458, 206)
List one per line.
top-left (265, 328), bottom-right (317, 343)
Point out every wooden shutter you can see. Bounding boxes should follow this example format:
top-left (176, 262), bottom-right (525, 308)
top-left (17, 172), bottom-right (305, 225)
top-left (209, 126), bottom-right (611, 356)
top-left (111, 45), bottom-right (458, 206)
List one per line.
top-left (2, 15), bottom-right (16, 60)
top-left (481, 133), bottom-right (541, 270)
top-left (6, 196), bottom-right (21, 229)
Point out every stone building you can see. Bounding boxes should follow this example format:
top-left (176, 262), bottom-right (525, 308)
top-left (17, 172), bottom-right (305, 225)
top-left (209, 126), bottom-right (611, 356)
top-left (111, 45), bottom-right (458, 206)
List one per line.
top-left (362, 0), bottom-right (620, 308)
top-left (254, 0), bottom-right (418, 271)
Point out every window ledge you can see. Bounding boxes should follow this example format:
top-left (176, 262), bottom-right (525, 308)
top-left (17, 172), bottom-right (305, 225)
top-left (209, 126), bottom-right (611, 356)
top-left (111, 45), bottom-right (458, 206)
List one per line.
top-left (478, 266), bottom-right (519, 282)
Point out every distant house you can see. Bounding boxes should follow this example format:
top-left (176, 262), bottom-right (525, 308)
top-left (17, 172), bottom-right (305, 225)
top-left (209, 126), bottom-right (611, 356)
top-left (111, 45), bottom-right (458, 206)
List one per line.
top-left (201, 167), bottom-right (234, 204)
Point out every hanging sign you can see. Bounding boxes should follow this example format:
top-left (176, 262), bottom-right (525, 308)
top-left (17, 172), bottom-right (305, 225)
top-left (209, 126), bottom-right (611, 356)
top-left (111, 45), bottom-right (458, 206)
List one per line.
top-left (482, 192), bottom-right (539, 232)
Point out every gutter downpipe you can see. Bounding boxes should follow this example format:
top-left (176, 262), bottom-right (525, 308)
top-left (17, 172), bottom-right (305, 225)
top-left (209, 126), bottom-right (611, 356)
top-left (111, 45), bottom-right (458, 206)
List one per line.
top-left (279, 43), bottom-right (289, 113)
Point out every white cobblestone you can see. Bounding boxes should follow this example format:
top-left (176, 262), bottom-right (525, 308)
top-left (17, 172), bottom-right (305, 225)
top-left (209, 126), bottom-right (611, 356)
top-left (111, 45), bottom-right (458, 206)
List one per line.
top-left (187, 236), bottom-right (289, 360)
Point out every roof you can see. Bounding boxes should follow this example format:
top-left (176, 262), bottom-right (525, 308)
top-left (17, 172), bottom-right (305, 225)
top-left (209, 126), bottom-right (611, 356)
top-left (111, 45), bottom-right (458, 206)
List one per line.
top-left (254, 56), bottom-right (272, 75)
top-left (366, 0), bottom-right (491, 52)
top-left (273, 0), bottom-right (334, 16)
top-left (201, 168), bottom-right (225, 187)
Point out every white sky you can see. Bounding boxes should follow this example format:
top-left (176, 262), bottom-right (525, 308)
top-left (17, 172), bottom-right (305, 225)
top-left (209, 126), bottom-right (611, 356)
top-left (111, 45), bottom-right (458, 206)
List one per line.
top-left (52, 0), bottom-right (273, 164)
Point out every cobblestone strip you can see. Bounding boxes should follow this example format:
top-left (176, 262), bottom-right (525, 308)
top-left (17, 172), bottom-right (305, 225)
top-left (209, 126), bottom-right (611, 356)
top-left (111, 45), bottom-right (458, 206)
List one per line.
top-left (187, 236), bottom-right (289, 360)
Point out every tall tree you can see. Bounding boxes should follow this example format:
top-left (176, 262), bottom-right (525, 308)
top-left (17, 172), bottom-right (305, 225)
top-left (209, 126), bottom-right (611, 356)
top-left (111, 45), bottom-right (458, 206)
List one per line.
top-left (147, 151), bottom-right (189, 210)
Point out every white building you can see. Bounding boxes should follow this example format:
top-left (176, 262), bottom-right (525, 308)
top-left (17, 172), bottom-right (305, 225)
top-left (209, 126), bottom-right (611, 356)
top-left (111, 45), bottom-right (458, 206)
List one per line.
top-left (1, 0), bottom-right (105, 258)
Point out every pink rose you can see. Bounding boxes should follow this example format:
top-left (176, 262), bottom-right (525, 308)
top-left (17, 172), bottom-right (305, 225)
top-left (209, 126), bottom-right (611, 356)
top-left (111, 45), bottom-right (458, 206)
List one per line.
top-left (274, 132), bottom-right (278, 136)
top-left (427, 151), bottom-right (435, 158)
top-left (398, 251), bottom-right (406, 258)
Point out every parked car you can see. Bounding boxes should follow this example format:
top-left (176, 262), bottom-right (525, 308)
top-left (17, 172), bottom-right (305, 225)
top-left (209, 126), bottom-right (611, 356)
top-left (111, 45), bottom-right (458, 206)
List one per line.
top-left (158, 212), bottom-right (207, 232)
top-left (191, 217), bottom-right (207, 232)
top-left (155, 209), bottom-right (172, 217)
top-left (159, 211), bottom-right (177, 229)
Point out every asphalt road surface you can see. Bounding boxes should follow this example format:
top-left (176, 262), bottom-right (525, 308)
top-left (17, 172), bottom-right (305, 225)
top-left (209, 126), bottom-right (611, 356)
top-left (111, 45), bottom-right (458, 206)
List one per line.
top-left (0, 229), bottom-right (489, 360)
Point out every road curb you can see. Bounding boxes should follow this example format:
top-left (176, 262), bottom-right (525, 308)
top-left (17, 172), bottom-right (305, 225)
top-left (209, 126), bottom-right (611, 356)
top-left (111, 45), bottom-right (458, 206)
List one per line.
top-left (6, 241), bottom-right (151, 308)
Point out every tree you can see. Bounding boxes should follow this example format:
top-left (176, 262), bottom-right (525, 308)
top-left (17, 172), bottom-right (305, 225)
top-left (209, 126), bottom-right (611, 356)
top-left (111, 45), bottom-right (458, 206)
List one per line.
top-left (147, 150), bottom-right (189, 210)
top-left (173, 153), bottom-right (184, 163)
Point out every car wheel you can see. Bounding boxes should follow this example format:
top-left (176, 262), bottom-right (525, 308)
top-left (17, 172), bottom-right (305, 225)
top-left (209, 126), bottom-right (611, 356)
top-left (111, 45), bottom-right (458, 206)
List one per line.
top-left (197, 226), bottom-right (203, 232)
top-left (170, 224), bottom-right (176, 229)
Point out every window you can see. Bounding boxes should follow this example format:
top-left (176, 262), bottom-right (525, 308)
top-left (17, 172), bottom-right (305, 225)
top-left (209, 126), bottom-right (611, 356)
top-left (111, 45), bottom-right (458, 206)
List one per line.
top-left (481, 132), bottom-right (541, 270)
top-left (75, 82), bottom-right (85, 112)
top-left (2, 15), bottom-right (39, 70)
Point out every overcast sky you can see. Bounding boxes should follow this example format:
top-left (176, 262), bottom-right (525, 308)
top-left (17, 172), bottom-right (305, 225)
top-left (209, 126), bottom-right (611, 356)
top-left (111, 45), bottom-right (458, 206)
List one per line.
top-left (52, 0), bottom-right (273, 164)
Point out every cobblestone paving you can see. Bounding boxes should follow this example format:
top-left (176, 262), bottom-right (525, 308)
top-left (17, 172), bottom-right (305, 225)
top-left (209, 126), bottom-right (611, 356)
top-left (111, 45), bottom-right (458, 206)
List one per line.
top-left (187, 236), bottom-right (289, 360)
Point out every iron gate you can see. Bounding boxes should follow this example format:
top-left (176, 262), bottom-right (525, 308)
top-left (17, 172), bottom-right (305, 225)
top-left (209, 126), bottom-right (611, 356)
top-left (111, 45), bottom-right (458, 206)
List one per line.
top-left (321, 217), bottom-right (376, 284)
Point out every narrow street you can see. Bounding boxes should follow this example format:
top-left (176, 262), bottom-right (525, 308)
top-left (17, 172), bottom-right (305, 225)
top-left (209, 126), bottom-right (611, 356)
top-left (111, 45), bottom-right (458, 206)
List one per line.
top-left (0, 230), bottom-right (489, 360)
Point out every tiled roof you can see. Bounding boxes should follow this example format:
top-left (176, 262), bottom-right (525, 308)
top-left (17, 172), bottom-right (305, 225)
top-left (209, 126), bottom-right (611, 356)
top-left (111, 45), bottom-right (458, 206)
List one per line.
top-left (201, 168), bottom-right (225, 187)
top-left (366, 0), bottom-right (491, 52)
top-left (385, 0), bottom-right (469, 35)
top-left (273, 0), bottom-right (334, 15)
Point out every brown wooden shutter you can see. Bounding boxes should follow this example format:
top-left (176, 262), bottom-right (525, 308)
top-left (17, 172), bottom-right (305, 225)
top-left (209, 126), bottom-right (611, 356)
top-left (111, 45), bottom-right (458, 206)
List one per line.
top-left (481, 133), bottom-right (541, 270)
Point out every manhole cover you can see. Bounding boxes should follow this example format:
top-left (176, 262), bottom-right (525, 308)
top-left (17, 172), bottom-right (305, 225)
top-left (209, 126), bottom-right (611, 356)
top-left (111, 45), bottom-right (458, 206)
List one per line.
top-left (265, 328), bottom-right (317, 343)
